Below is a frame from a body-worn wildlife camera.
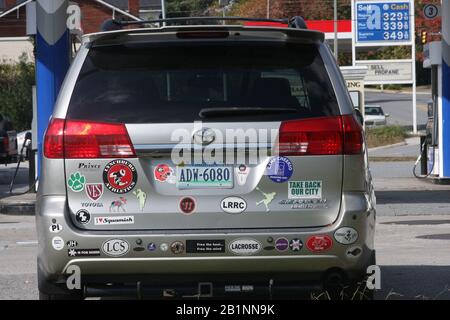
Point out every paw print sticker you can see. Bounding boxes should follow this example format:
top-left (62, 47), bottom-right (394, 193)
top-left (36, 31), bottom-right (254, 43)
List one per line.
top-left (67, 172), bottom-right (86, 192)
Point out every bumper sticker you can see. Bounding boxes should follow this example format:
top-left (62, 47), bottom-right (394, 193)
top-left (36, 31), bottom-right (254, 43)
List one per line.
top-left (265, 156), bottom-right (293, 183)
top-left (288, 180), bottom-right (322, 199)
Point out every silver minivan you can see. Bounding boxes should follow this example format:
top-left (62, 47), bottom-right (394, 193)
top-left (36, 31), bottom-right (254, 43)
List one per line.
top-left (36, 17), bottom-right (376, 300)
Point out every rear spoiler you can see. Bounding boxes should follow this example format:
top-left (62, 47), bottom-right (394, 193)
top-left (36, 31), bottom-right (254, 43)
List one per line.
top-left (86, 16), bottom-right (323, 47)
top-left (102, 16), bottom-right (307, 31)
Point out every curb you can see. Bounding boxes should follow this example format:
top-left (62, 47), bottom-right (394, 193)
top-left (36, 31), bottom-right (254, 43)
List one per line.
top-left (368, 141), bottom-right (407, 152)
top-left (0, 202), bottom-right (35, 215)
top-left (365, 88), bottom-right (431, 95)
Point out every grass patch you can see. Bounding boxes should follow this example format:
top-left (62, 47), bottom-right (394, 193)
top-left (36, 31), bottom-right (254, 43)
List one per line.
top-left (366, 125), bottom-right (408, 149)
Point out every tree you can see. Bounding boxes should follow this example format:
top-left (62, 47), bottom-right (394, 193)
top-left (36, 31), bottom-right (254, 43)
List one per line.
top-left (0, 55), bottom-right (35, 131)
top-left (166, 0), bottom-right (216, 17)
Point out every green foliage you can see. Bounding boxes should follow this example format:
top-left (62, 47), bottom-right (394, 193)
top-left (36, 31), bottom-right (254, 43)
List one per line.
top-left (366, 125), bottom-right (407, 148)
top-left (0, 56), bottom-right (35, 132)
top-left (166, 0), bottom-right (216, 17)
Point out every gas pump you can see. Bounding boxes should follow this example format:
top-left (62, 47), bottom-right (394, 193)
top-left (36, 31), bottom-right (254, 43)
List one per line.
top-left (415, 41), bottom-right (442, 178)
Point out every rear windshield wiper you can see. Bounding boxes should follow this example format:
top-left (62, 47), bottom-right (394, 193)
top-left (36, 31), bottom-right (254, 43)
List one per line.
top-left (199, 107), bottom-right (298, 118)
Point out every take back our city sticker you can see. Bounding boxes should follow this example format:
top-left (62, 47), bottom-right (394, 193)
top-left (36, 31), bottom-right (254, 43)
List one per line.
top-left (288, 180), bottom-right (322, 199)
top-left (103, 159), bottom-right (137, 194)
top-left (265, 156), bottom-right (293, 183)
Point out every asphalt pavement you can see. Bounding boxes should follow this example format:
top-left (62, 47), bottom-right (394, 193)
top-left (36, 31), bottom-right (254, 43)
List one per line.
top-left (365, 90), bottom-right (431, 130)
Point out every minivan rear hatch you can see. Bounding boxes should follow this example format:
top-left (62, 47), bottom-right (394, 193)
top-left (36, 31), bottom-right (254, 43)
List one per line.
top-left (58, 30), bottom-right (359, 231)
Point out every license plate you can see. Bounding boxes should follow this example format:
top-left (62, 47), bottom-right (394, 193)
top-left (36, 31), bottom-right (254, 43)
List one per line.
top-left (176, 166), bottom-right (233, 189)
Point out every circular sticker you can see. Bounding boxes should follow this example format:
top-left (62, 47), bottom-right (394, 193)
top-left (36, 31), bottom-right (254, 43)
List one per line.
top-left (103, 159), bottom-right (137, 194)
top-left (275, 237), bottom-right (289, 251)
top-left (179, 197), bottom-right (196, 215)
top-left (160, 243), bottom-right (169, 252)
top-left (52, 236), bottom-right (64, 251)
top-left (154, 164), bottom-right (176, 183)
top-left (75, 209), bottom-right (91, 224)
top-left (265, 156), bottom-right (293, 183)
top-left (148, 243), bottom-right (157, 252)
top-left (170, 241), bottom-right (185, 254)
top-left (289, 238), bottom-right (303, 251)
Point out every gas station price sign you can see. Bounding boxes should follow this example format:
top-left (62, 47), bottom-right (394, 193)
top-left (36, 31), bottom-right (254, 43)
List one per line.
top-left (355, 1), bottom-right (412, 44)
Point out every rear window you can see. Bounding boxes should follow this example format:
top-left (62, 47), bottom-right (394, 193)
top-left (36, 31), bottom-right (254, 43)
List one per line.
top-left (67, 42), bottom-right (339, 123)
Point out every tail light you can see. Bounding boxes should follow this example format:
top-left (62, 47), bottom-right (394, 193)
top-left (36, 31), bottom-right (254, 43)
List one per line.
top-left (278, 115), bottom-right (363, 156)
top-left (44, 118), bottom-right (136, 159)
top-left (3, 136), bottom-right (9, 152)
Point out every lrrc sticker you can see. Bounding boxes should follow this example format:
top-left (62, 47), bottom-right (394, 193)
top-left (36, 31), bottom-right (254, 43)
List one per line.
top-left (288, 180), bottom-right (322, 199)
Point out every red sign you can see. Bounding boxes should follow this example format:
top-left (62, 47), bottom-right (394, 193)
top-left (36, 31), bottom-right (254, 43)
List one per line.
top-left (306, 235), bottom-right (333, 253)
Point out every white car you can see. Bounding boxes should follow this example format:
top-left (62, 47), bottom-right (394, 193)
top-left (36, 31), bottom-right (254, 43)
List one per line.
top-left (364, 105), bottom-right (389, 127)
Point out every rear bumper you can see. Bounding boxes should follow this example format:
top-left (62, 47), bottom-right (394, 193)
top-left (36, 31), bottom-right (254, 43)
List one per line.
top-left (36, 192), bottom-right (376, 295)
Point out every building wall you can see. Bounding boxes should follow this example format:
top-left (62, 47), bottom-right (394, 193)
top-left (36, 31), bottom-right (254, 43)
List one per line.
top-left (0, 37), bottom-right (33, 62)
top-left (0, 0), bottom-right (27, 37)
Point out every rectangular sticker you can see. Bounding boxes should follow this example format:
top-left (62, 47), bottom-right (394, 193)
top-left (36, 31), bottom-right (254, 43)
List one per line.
top-left (68, 249), bottom-right (100, 257)
top-left (288, 180), bottom-right (322, 199)
top-left (186, 240), bottom-right (226, 253)
top-left (94, 216), bottom-right (134, 225)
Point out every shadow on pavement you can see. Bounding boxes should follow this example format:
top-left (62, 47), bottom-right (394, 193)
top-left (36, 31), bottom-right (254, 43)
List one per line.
top-left (376, 190), bottom-right (450, 204)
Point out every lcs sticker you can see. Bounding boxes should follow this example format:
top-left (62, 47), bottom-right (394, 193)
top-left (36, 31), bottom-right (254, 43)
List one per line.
top-left (288, 181), bottom-right (322, 199)
top-left (154, 164), bottom-right (176, 184)
top-left (67, 172), bottom-right (86, 192)
top-left (265, 156), bottom-right (293, 183)
top-left (103, 159), bottom-right (137, 194)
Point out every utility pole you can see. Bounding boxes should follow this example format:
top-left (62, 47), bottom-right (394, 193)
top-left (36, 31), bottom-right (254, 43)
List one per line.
top-left (334, 0), bottom-right (338, 59)
top-left (160, 0), bottom-right (166, 26)
top-left (267, 0), bottom-right (270, 19)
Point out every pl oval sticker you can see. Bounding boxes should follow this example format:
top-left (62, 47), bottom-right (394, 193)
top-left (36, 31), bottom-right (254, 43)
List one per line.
top-left (103, 159), bottom-right (137, 194)
top-left (221, 197), bottom-right (247, 214)
top-left (229, 239), bottom-right (261, 255)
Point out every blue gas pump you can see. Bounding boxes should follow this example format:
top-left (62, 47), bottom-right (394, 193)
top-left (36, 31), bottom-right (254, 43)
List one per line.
top-left (442, 0), bottom-right (450, 179)
top-left (35, 0), bottom-right (70, 176)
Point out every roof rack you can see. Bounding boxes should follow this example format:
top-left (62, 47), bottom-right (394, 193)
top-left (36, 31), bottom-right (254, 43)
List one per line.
top-left (103, 16), bottom-right (308, 31)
